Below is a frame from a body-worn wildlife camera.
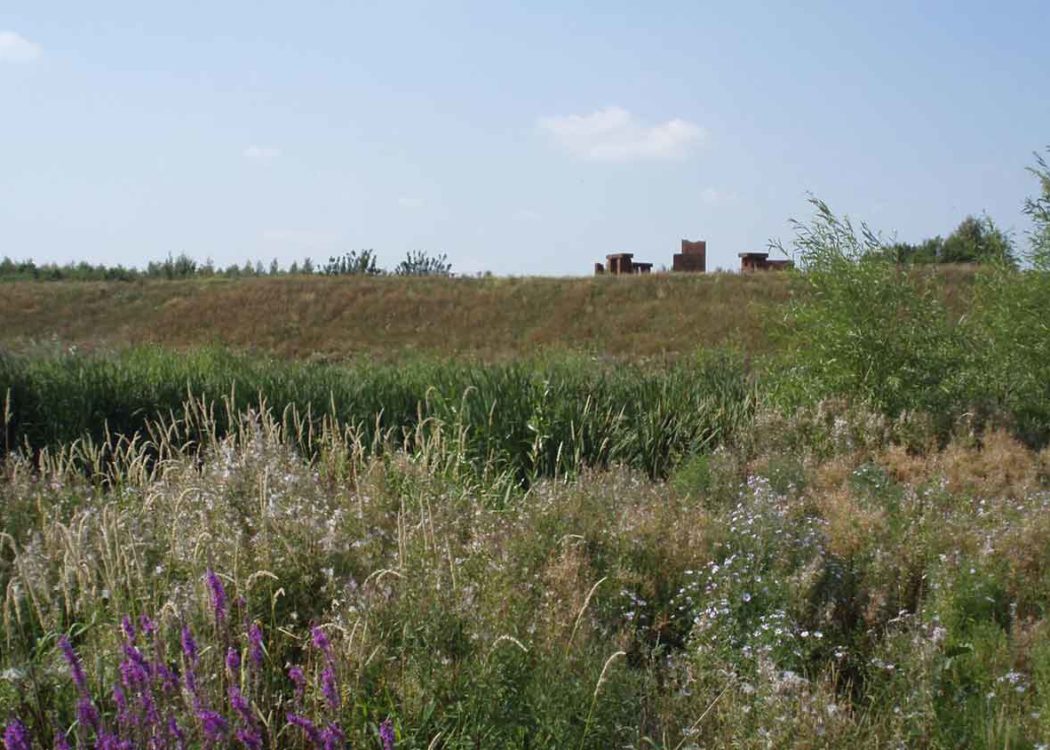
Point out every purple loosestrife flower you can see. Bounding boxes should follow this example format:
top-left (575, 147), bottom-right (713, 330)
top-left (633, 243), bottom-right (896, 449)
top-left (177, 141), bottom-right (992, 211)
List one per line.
top-left (155, 663), bottom-right (180, 695)
top-left (180, 626), bottom-right (198, 665)
top-left (310, 626), bottom-right (332, 660)
top-left (235, 729), bottom-right (263, 749)
top-left (248, 623), bottom-right (264, 669)
top-left (112, 685), bottom-right (129, 728)
top-left (53, 727), bottom-right (72, 750)
top-left (205, 570), bottom-right (228, 623)
top-left (58, 636), bottom-right (88, 695)
top-left (138, 614), bottom-right (156, 638)
top-left (3, 719), bottom-right (30, 750)
top-left (168, 718), bottom-right (187, 750)
top-left (228, 686), bottom-right (255, 727)
top-left (95, 732), bottom-right (132, 750)
top-left (121, 615), bottom-right (136, 643)
top-left (184, 668), bottom-right (200, 705)
top-left (321, 723), bottom-right (346, 750)
top-left (286, 713), bottom-right (322, 748)
top-left (226, 647), bottom-right (241, 677)
top-left (288, 666), bottom-right (306, 703)
top-left (120, 645), bottom-right (150, 689)
top-left (197, 710), bottom-right (228, 745)
top-left (76, 696), bottom-right (100, 732)
top-left (320, 666), bottom-right (340, 710)
top-left (139, 691), bottom-right (161, 733)
top-left (379, 718), bottom-right (395, 750)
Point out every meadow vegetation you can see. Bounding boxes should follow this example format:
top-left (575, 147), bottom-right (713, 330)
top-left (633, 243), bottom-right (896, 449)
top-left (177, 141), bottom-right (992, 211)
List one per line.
top-left (3, 170), bottom-right (1050, 747)
top-left (0, 272), bottom-right (798, 361)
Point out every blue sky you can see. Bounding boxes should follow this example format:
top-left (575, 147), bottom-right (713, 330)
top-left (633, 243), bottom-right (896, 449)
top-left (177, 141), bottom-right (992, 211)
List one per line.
top-left (2, 1), bottom-right (1048, 274)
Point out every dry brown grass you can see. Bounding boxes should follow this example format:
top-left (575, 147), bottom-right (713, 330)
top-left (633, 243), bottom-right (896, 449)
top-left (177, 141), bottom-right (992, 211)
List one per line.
top-left (0, 273), bottom-right (794, 360)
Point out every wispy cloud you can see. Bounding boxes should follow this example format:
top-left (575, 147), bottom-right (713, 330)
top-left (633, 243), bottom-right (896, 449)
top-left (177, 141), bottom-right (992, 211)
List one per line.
top-left (513, 208), bottom-right (541, 222)
top-left (0, 31), bottom-right (42, 63)
top-left (398, 197), bottom-right (424, 209)
top-left (700, 187), bottom-right (737, 206)
top-left (243, 145), bottom-right (282, 161)
top-left (537, 106), bottom-right (705, 162)
top-left (261, 229), bottom-right (337, 246)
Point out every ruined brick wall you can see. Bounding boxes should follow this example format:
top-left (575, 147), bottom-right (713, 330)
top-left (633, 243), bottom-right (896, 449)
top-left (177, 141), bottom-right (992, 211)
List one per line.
top-left (673, 239), bottom-right (706, 272)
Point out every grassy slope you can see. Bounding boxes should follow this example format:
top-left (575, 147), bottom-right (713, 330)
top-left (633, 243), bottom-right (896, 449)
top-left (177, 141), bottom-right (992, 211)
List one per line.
top-left (0, 273), bottom-right (795, 360)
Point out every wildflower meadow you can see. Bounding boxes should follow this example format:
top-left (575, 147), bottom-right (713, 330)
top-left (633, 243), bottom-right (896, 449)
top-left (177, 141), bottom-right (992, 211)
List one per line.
top-left (4, 196), bottom-right (1050, 747)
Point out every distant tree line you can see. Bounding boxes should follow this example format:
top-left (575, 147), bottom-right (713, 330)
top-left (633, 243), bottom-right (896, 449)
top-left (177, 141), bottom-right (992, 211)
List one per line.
top-left (877, 215), bottom-right (1017, 266)
top-left (0, 249), bottom-right (453, 282)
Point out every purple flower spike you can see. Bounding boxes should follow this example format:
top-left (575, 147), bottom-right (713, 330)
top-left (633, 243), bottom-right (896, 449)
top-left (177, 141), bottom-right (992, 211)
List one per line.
top-left (198, 710), bottom-right (229, 744)
top-left (140, 691), bottom-right (161, 730)
top-left (58, 635), bottom-right (88, 694)
top-left (76, 695), bottom-right (100, 731)
top-left (156, 663), bottom-right (180, 695)
top-left (112, 684), bottom-right (128, 724)
top-left (226, 647), bottom-right (241, 677)
top-left (229, 686), bottom-right (255, 726)
top-left (3, 719), bottom-right (31, 750)
top-left (168, 718), bottom-right (187, 750)
top-left (181, 625), bottom-right (198, 664)
top-left (53, 727), bottom-right (72, 750)
top-left (95, 732), bottom-right (132, 750)
top-left (287, 713), bottom-right (322, 747)
top-left (321, 666), bottom-right (340, 710)
top-left (235, 728), bottom-right (263, 749)
top-left (206, 570), bottom-right (228, 622)
top-left (288, 666), bottom-right (306, 702)
top-left (379, 718), bottom-right (396, 750)
top-left (120, 644), bottom-right (150, 688)
top-left (138, 614), bottom-right (156, 638)
top-left (322, 723), bottom-right (346, 750)
top-left (121, 615), bottom-right (136, 643)
top-left (248, 623), bottom-right (264, 668)
top-left (311, 626), bottom-right (333, 661)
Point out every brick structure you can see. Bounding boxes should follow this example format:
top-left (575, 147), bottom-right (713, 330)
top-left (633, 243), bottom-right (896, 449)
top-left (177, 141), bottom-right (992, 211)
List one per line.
top-left (599, 253), bottom-right (652, 275)
top-left (739, 252), bottom-right (793, 272)
top-left (673, 239), bottom-right (706, 272)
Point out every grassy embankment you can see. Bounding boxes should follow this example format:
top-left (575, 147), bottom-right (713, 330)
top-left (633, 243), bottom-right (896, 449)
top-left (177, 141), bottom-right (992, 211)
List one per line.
top-left (1, 272), bottom-right (794, 360)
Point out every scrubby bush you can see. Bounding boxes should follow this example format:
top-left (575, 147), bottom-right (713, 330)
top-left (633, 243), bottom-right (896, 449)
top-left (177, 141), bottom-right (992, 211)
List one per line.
top-left (393, 250), bottom-right (452, 277)
top-left (771, 199), bottom-right (968, 427)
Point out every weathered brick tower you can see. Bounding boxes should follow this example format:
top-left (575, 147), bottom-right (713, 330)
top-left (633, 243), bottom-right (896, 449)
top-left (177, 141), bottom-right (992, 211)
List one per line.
top-left (672, 239), bottom-right (706, 272)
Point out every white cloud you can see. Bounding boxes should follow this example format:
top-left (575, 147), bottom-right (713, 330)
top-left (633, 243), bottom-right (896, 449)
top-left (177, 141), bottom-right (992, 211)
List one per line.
top-left (700, 187), bottom-right (737, 206)
top-left (513, 208), bottom-right (541, 222)
top-left (398, 197), bottom-right (424, 209)
top-left (537, 106), bottom-right (705, 162)
top-left (243, 145), bottom-right (282, 161)
top-left (261, 229), bottom-right (337, 246)
top-left (0, 31), bottom-right (42, 63)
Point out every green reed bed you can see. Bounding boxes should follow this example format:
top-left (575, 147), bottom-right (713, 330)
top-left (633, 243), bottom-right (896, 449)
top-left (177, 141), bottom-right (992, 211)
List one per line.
top-left (0, 345), bottom-right (754, 484)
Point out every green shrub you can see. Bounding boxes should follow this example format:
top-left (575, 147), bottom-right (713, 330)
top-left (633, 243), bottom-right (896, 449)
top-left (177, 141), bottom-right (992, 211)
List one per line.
top-left (772, 199), bottom-right (968, 426)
